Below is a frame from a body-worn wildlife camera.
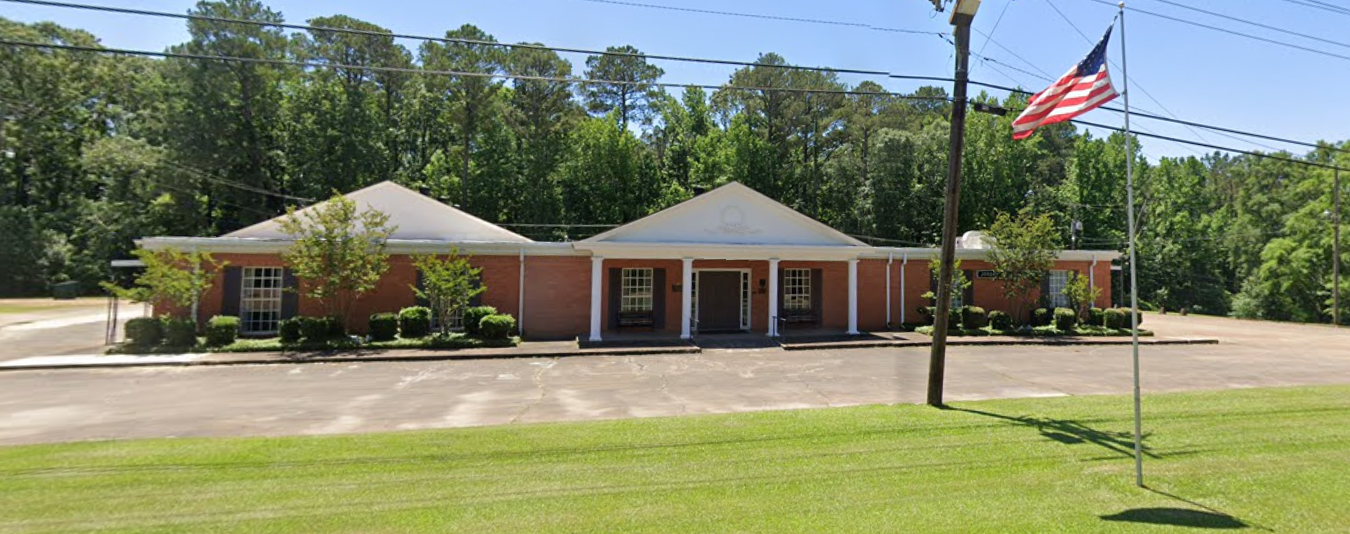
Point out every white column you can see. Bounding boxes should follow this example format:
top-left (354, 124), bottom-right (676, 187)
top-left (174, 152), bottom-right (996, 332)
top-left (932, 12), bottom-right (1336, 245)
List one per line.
top-left (589, 256), bottom-right (604, 342)
top-left (681, 258), bottom-right (693, 339)
top-left (767, 259), bottom-right (780, 337)
top-left (847, 259), bottom-right (860, 335)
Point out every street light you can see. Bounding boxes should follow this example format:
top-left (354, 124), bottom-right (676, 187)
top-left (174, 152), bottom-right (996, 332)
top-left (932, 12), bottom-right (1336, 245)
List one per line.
top-left (927, 0), bottom-right (980, 408)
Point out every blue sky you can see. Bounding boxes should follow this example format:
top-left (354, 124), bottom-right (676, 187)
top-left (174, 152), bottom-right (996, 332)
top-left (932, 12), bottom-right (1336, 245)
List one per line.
top-left (7, 0), bottom-right (1347, 160)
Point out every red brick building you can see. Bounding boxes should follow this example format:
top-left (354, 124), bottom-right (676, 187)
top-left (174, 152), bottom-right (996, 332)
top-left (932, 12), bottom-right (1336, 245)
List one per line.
top-left (139, 181), bottom-right (1117, 340)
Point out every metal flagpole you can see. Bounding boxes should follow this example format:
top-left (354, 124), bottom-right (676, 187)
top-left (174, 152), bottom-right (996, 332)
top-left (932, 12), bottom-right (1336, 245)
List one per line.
top-left (1119, 1), bottom-right (1145, 488)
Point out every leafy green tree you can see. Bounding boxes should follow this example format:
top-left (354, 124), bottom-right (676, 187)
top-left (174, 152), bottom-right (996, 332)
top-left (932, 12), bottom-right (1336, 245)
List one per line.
top-left (988, 211), bottom-right (1062, 324)
top-left (1062, 271), bottom-right (1101, 320)
top-left (102, 247), bottom-right (225, 322)
top-left (582, 45), bottom-right (664, 130)
top-left (411, 249), bottom-right (485, 336)
top-left (419, 24), bottom-right (507, 211)
top-left (279, 193), bottom-right (395, 324)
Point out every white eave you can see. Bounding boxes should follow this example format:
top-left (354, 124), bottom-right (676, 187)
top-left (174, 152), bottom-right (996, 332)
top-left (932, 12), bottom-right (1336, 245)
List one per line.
top-left (136, 237), bottom-right (582, 256)
top-left (573, 241), bottom-right (872, 261)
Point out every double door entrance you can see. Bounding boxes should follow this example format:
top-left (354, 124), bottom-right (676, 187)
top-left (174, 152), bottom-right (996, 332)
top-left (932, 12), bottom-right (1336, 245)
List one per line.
top-left (694, 270), bottom-right (750, 332)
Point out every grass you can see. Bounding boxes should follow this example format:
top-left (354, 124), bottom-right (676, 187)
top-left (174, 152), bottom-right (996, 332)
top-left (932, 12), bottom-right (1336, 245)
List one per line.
top-left (0, 297), bottom-right (106, 315)
top-left (1, 386), bottom-right (1347, 533)
top-left (110, 333), bottom-right (520, 354)
top-left (914, 324), bottom-right (1154, 337)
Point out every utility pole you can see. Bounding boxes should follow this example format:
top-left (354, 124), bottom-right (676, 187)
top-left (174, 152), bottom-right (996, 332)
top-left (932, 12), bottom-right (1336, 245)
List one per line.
top-left (927, 0), bottom-right (981, 408)
top-left (1335, 168), bottom-right (1341, 327)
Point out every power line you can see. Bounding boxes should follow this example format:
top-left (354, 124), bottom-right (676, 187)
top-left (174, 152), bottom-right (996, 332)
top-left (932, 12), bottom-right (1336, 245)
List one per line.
top-left (1146, 0), bottom-right (1350, 50)
top-left (1077, 0), bottom-right (1350, 63)
top-left (969, 79), bottom-right (1350, 155)
top-left (1, 0), bottom-right (943, 83)
top-left (1042, 0), bottom-right (1213, 145)
top-left (1279, 0), bottom-right (1350, 17)
top-left (1068, 117), bottom-right (1347, 171)
top-left (9, 0), bottom-right (1346, 160)
top-left (0, 39), bottom-right (947, 100)
top-left (576, 0), bottom-right (941, 35)
top-left (975, 0), bottom-right (1013, 58)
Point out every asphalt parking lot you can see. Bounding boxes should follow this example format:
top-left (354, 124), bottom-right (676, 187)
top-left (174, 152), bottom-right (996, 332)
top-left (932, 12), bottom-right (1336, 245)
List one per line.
top-left (2, 313), bottom-right (1348, 445)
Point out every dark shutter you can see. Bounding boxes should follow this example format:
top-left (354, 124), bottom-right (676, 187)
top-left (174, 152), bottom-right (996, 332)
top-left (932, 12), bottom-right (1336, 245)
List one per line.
top-left (608, 267), bottom-right (621, 330)
top-left (1041, 273), bottom-right (1052, 308)
top-left (652, 268), bottom-right (667, 329)
top-left (962, 269), bottom-right (975, 308)
top-left (221, 266), bottom-right (242, 317)
top-left (414, 270), bottom-right (428, 307)
top-left (929, 268), bottom-right (937, 301)
top-left (810, 268), bottom-right (823, 326)
top-left (281, 269), bottom-right (299, 319)
top-left (469, 274), bottom-right (483, 307)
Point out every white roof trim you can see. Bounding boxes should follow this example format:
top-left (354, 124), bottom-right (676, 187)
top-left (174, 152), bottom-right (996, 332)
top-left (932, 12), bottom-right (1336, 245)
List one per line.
top-left (137, 237), bottom-right (581, 256)
top-left (582, 182), bottom-right (869, 247)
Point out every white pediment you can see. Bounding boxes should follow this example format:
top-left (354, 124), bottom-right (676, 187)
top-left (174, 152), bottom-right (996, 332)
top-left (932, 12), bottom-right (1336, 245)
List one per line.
top-left (225, 181), bottom-right (532, 243)
top-left (584, 182), bottom-right (866, 247)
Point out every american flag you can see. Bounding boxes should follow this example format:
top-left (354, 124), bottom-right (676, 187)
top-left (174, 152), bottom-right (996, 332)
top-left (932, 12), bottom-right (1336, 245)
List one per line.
top-left (1012, 25), bottom-right (1119, 140)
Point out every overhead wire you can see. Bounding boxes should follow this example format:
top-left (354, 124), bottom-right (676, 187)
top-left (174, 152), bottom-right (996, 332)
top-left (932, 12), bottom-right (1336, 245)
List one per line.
top-left (1146, 0), bottom-right (1350, 51)
top-left (1077, 0), bottom-right (1350, 63)
top-left (0, 39), bottom-right (947, 100)
top-left (7, 0), bottom-right (1346, 164)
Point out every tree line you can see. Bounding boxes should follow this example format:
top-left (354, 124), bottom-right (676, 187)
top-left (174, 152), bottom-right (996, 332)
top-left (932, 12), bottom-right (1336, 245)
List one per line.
top-left (0, 0), bottom-right (1345, 324)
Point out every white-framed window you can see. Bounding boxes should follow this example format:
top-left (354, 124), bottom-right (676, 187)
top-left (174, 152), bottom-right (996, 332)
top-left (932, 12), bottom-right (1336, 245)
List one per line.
top-left (950, 283), bottom-right (964, 309)
top-left (740, 271), bottom-right (751, 330)
top-left (784, 268), bottom-right (812, 311)
top-left (621, 268), bottom-right (654, 313)
top-left (1048, 270), bottom-right (1070, 308)
top-left (241, 267), bottom-right (284, 334)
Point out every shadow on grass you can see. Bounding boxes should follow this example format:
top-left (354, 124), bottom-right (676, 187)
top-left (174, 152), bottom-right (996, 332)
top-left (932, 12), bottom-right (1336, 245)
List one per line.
top-left (943, 406), bottom-right (1160, 459)
top-left (1101, 508), bottom-right (1247, 529)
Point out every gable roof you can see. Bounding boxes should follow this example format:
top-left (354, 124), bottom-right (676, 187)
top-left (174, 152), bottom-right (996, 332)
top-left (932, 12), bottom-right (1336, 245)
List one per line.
top-left (225, 181), bottom-right (532, 243)
top-left (583, 182), bottom-right (867, 247)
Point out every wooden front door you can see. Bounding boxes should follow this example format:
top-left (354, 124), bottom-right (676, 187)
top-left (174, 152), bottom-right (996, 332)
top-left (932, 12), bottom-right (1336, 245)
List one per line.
top-left (697, 271), bottom-right (743, 332)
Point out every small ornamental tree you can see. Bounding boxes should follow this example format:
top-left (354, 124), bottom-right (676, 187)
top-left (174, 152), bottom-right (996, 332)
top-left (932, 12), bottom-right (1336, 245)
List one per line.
top-left (923, 257), bottom-right (971, 302)
top-left (279, 193), bottom-right (395, 324)
top-left (102, 247), bottom-right (225, 325)
top-left (987, 211), bottom-right (1062, 325)
top-left (1063, 271), bottom-right (1102, 321)
top-left (412, 249), bottom-right (485, 336)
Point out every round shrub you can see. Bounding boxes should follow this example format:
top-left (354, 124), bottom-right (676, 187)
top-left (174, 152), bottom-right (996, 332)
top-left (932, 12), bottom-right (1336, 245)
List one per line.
top-left (368, 312), bottom-right (398, 342)
top-left (1114, 307), bottom-right (1143, 328)
top-left (398, 306), bottom-right (432, 338)
top-left (479, 314), bottom-right (516, 340)
top-left (205, 316), bottom-right (239, 346)
top-left (1088, 307), bottom-right (1105, 327)
top-left (961, 306), bottom-right (988, 329)
top-left (161, 317), bottom-right (197, 348)
top-left (1103, 307), bottom-right (1126, 329)
top-left (917, 306), bottom-right (936, 325)
top-left (948, 307), bottom-right (962, 329)
top-left (325, 316), bottom-right (347, 339)
top-left (278, 317), bottom-right (303, 343)
top-left (462, 306), bottom-right (498, 336)
top-left (1032, 308), bottom-right (1051, 326)
top-left (988, 310), bottom-right (1012, 330)
top-left (125, 317), bottom-right (163, 347)
top-left (299, 316), bottom-right (335, 342)
top-left (1053, 308), bottom-right (1078, 331)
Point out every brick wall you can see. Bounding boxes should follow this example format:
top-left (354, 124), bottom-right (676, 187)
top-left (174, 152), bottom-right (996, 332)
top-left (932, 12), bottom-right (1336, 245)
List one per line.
top-left (520, 256), bottom-right (590, 340)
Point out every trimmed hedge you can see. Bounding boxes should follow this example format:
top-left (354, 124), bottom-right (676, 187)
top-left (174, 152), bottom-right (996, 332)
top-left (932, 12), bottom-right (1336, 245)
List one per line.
top-left (1053, 307), bottom-right (1077, 331)
top-left (299, 316), bottom-right (342, 342)
top-left (1088, 307), bottom-right (1105, 327)
top-left (988, 310), bottom-right (1012, 330)
top-left (278, 317), bottom-right (303, 343)
top-left (326, 317), bottom-right (347, 339)
top-left (961, 306), bottom-right (988, 329)
top-left (161, 317), bottom-right (197, 348)
top-left (125, 317), bottom-right (163, 347)
top-left (479, 314), bottom-right (517, 340)
top-left (1103, 308), bottom-right (1126, 329)
top-left (205, 316), bottom-right (239, 346)
top-left (399, 306), bottom-right (432, 338)
top-left (462, 306), bottom-right (497, 336)
top-left (368, 313), bottom-right (398, 342)
top-left (1032, 308), bottom-right (1051, 326)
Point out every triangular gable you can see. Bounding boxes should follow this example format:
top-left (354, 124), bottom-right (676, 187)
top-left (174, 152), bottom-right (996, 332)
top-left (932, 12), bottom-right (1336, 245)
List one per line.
top-left (584, 182), bottom-right (867, 247)
top-left (225, 181), bottom-right (532, 243)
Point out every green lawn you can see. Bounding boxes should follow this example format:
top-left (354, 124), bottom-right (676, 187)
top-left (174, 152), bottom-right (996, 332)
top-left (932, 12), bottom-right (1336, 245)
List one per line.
top-left (2, 386), bottom-right (1347, 533)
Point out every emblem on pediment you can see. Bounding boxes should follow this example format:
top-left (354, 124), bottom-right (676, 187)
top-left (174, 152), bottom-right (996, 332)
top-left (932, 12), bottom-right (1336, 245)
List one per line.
top-left (706, 205), bottom-right (762, 236)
